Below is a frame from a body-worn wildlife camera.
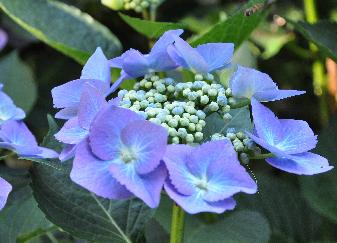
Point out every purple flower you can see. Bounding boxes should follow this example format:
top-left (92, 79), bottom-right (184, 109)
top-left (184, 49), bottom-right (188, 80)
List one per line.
top-left (0, 120), bottom-right (58, 158)
top-left (247, 98), bottom-right (333, 175)
top-left (0, 84), bottom-right (25, 125)
top-left (0, 28), bottom-right (8, 51)
top-left (167, 36), bottom-right (234, 74)
top-left (55, 83), bottom-right (111, 161)
top-left (0, 176), bottom-right (11, 211)
top-left (229, 66), bottom-right (305, 102)
top-left (163, 140), bottom-right (257, 214)
top-left (51, 47), bottom-right (111, 119)
top-left (109, 29), bottom-right (183, 92)
top-left (70, 106), bottom-right (168, 208)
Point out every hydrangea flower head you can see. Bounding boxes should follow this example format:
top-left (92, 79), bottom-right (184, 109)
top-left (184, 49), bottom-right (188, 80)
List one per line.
top-left (0, 120), bottom-right (58, 158)
top-left (229, 66), bottom-right (305, 102)
top-left (167, 36), bottom-right (234, 74)
top-left (163, 140), bottom-right (257, 214)
top-left (247, 98), bottom-right (333, 175)
top-left (0, 84), bottom-right (25, 125)
top-left (51, 47), bottom-right (111, 119)
top-left (71, 106), bottom-right (168, 208)
top-left (0, 176), bottom-right (11, 210)
top-left (109, 29), bottom-right (183, 92)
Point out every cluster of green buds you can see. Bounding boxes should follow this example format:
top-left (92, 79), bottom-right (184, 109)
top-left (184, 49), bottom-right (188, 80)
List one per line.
top-left (101, 0), bottom-right (160, 12)
top-left (211, 128), bottom-right (260, 164)
top-left (118, 74), bottom-right (210, 144)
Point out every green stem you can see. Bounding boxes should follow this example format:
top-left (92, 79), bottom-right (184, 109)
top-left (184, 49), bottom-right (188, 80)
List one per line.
top-left (249, 153), bottom-right (274, 160)
top-left (170, 204), bottom-right (185, 243)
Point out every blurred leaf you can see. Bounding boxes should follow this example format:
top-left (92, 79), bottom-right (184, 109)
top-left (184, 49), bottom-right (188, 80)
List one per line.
top-left (237, 173), bottom-right (322, 242)
top-left (190, 0), bottom-right (267, 49)
top-left (290, 20), bottom-right (337, 62)
top-left (0, 166), bottom-right (53, 243)
top-left (203, 107), bottom-right (253, 141)
top-left (0, 0), bottom-right (122, 64)
top-left (252, 31), bottom-right (294, 59)
top-left (155, 196), bottom-right (270, 243)
top-left (0, 51), bottom-right (37, 114)
top-left (144, 220), bottom-right (169, 243)
top-left (300, 116), bottom-right (337, 223)
top-left (29, 117), bottom-right (155, 242)
top-left (119, 13), bottom-right (185, 39)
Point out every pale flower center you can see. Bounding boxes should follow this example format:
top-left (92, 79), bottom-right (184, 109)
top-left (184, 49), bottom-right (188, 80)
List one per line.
top-left (120, 147), bottom-right (139, 164)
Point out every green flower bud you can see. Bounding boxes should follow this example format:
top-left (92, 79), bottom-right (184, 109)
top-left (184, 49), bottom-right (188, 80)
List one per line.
top-left (200, 95), bottom-right (210, 105)
top-left (185, 134), bottom-right (194, 143)
top-left (195, 132), bottom-right (203, 142)
top-left (195, 123), bottom-right (203, 132)
top-left (167, 85), bottom-right (175, 92)
top-left (236, 132), bottom-right (245, 140)
top-left (211, 133), bottom-right (225, 140)
top-left (151, 75), bottom-right (160, 82)
top-left (171, 136), bottom-right (180, 144)
top-left (101, 0), bottom-right (124, 10)
top-left (198, 120), bottom-right (206, 127)
top-left (182, 113), bottom-right (191, 119)
top-left (223, 113), bottom-right (232, 121)
top-left (195, 74), bottom-right (203, 81)
top-left (147, 97), bottom-right (155, 103)
top-left (196, 110), bottom-right (206, 120)
top-left (189, 115), bottom-right (199, 124)
top-left (168, 119), bottom-right (178, 128)
top-left (209, 102), bottom-right (219, 112)
top-left (182, 88), bottom-right (191, 97)
top-left (225, 88), bottom-right (232, 96)
top-left (144, 82), bottom-right (152, 89)
top-left (208, 88), bottom-right (218, 97)
top-left (188, 123), bottom-right (196, 132)
top-left (149, 117), bottom-right (161, 125)
top-left (226, 132), bottom-right (236, 140)
top-left (169, 127), bottom-right (178, 137)
top-left (222, 105), bottom-right (231, 113)
top-left (239, 153), bottom-right (250, 164)
top-left (206, 73), bottom-right (214, 81)
top-left (178, 128), bottom-right (187, 138)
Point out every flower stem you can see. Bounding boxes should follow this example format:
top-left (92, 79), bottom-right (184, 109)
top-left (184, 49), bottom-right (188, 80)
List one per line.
top-left (170, 203), bottom-right (185, 243)
top-left (249, 153), bottom-right (274, 160)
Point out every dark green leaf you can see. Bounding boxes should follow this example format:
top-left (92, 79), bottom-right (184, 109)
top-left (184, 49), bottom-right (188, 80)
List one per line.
top-left (290, 21), bottom-right (337, 62)
top-left (119, 13), bottom-right (185, 39)
top-left (190, 0), bottom-right (267, 48)
top-left (155, 196), bottom-right (270, 243)
top-left (300, 116), bottom-right (337, 223)
top-left (29, 117), bottom-right (155, 242)
top-left (0, 0), bottom-right (122, 64)
top-left (0, 166), bottom-right (53, 242)
top-left (0, 51), bottom-right (37, 114)
top-left (237, 173), bottom-right (322, 242)
top-left (203, 107), bottom-right (253, 141)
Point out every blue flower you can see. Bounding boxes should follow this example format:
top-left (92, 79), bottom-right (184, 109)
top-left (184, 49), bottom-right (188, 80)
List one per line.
top-left (0, 176), bottom-right (11, 211)
top-left (0, 84), bottom-right (25, 125)
top-left (51, 47), bottom-right (111, 119)
top-left (109, 29), bottom-right (184, 92)
top-left (70, 106), bottom-right (168, 208)
top-left (55, 83), bottom-right (119, 161)
top-left (163, 140), bottom-right (257, 214)
top-left (0, 120), bottom-right (58, 158)
top-left (167, 36), bottom-right (234, 74)
top-left (247, 98), bottom-right (333, 175)
top-left (229, 66), bottom-right (305, 102)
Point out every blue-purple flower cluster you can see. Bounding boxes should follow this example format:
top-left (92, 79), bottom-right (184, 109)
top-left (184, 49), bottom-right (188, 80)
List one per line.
top-left (0, 83), bottom-right (58, 210)
top-left (51, 30), bottom-right (333, 214)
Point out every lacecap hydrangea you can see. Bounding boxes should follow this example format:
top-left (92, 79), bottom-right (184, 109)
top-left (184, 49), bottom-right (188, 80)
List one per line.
top-left (52, 29), bottom-right (333, 213)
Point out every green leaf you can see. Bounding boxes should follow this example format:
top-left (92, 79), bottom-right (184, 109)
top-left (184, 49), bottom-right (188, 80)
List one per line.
top-left (119, 13), bottom-right (185, 39)
top-left (300, 116), bottom-right (337, 223)
top-left (237, 173), bottom-right (322, 242)
top-left (190, 0), bottom-right (267, 48)
top-left (0, 0), bottom-right (122, 64)
top-left (290, 20), bottom-right (337, 62)
top-left (203, 107), bottom-right (253, 141)
top-left (0, 51), bottom-right (37, 114)
top-left (155, 196), bottom-right (270, 243)
top-left (0, 166), bottom-right (53, 243)
top-left (29, 117), bottom-right (155, 242)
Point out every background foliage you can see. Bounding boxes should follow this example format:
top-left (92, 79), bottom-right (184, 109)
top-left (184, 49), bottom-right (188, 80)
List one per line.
top-left (0, 0), bottom-right (336, 242)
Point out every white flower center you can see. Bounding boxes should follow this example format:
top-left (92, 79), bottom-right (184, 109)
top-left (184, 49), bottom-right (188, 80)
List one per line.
top-left (120, 147), bottom-right (139, 164)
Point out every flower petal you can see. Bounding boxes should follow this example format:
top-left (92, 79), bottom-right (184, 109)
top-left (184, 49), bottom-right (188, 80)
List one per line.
top-left (80, 47), bottom-right (111, 84)
top-left (196, 43), bottom-right (234, 72)
top-left (276, 119), bottom-right (317, 154)
top-left (78, 83), bottom-right (107, 130)
top-left (59, 144), bottom-right (77, 162)
top-left (109, 162), bottom-right (167, 208)
top-left (122, 49), bottom-right (150, 78)
top-left (70, 139), bottom-right (132, 199)
top-left (0, 177), bottom-right (12, 211)
top-left (150, 29), bottom-right (183, 54)
top-left (164, 180), bottom-right (236, 214)
top-left (55, 107), bottom-right (78, 120)
top-left (266, 152), bottom-right (333, 175)
top-left (163, 144), bottom-right (196, 195)
top-left (89, 106), bottom-right (144, 160)
top-left (54, 117), bottom-right (88, 144)
top-left (168, 36), bottom-right (209, 73)
top-left (251, 98), bottom-right (283, 145)
top-left (121, 120), bottom-right (168, 174)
